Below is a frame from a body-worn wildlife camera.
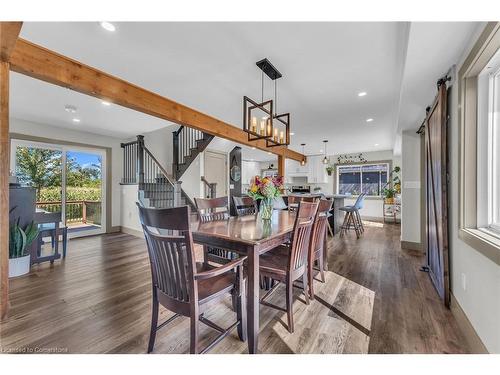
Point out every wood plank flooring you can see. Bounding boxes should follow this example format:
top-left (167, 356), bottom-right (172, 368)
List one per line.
top-left (0, 221), bottom-right (470, 354)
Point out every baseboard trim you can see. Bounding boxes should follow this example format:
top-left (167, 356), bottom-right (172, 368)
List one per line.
top-left (120, 226), bottom-right (143, 238)
top-left (450, 294), bottom-right (489, 353)
top-left (360, 216), bottom-right (384, 223)
top-left (108, 226), bottom-right (122, 233)
top-left (401, 240), bottom-right (423, 251)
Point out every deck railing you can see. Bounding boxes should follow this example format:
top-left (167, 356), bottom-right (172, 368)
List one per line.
top-left (36, 200), bottom-right (102, 226)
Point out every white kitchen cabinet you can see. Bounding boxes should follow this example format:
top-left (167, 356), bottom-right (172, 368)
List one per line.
top-left (241, 161), bottom-right (261, 185)
top-left (307, 155), bottom-right (328, 184)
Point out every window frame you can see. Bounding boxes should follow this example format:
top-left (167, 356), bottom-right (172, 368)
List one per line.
top-left (458, 22), bottom-right (500, 265)
top-left (335, 161), bottom-right (391, 198)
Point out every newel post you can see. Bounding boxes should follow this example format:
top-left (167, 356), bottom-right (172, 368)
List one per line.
top-left (136, 135), bottom-right (145, 185)
top-left (173, 180), bottom-right (182, 207)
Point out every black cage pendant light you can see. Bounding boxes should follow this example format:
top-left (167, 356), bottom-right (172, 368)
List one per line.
top-left (243, 58), bottom-right (290, 146)
top-left (300, 143), bottom-right (307, 166)
top-left (322, 140), bottom-right (329, 164)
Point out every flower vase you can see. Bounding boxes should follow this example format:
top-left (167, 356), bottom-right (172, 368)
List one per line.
top-left (259, 198), bottom-right (274, 220)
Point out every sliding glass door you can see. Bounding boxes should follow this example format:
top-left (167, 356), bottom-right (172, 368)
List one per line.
top-left (11, 139), bottom-right (106, 237)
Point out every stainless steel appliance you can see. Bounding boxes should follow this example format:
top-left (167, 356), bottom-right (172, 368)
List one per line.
top-left (291, 185), bottom-right (311, 194)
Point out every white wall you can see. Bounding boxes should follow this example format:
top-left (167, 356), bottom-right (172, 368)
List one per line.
top-left (10, 117), bottom-right (123, 228)
top-left (448, 78), bottom-right (500, 353)
top-left (142, 125), bottom-right (175, 175)
top-left (401, 130), bottom-right (421, 244)
top-left (120, 184), bottom-right (141, 233)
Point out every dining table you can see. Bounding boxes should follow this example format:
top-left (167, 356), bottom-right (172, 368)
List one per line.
top-left (191, 209), bottom-right (296, 354)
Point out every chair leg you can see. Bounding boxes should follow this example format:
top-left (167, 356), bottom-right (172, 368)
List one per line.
top-left (236, 287), bottom-right (247, 341)
top-left (318, 256), bottom-right (326, 283)
top-left (286, 281), bottom-right (294, 333)
top-left (190, 314), bottom-right (199, 354)
top-left (302, 272), bottom-right (310, 305)
top-left (203, 245), bottom-right (209, 266)
top-left (147, 292), bottom-right (159, 353)
top-left (62, 228), bottom-right (68, 258)
top-left (308, 261), bottom-right (315, 301)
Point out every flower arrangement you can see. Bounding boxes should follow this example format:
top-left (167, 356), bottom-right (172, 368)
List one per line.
top-left (248, 176), bottom-right (283, 220)
top-left (248, 175), bottom-right (283, 200)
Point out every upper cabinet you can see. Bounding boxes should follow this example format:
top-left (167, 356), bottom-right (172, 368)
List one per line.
top-left (306, 155), bottom-right (328, 184)
top-left (284, 155), bottom-right (328, 184)
top-left (241, 160), bottom-right (261, 185)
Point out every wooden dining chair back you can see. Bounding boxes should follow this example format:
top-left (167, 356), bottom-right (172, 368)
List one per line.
top-left (258, 200), bottom-right (319, 333)
top-left (137, 203), bottom-right (247, 354)
top-left (233, 196), bottom-right (258, 216)
top-left (195, 196), bottom-right (230, 222)
top-left (194, 196), bottom-right (236, 265)
top-left (288, 201), bottom-right (320, 280)
top-left (307, 199), bottom-right (333, 299)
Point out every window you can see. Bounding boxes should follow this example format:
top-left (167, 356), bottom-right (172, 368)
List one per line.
top-left (337, 163), bottom-right (389, 196)
top-left (459, 22), bottom-right (500, 260)
top-left (478, 48), bottom-right (500, 235)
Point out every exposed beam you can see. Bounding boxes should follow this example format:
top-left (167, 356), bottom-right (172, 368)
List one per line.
top-left (0, 22), bottom-right (21, 320)
top-left (0, 22), bottom-right (23, 62)
top-left (277, 154), bottom-right (285, 178)
top-left (9, 39), bottom-right (305, 162)
top-left (0, 63), bottom-right (10, 320)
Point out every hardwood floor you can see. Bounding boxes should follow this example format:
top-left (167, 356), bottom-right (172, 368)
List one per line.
top-left (330, 221), bottom-right (469, 353)
top-left (1, 221), bottom-right (470, 354)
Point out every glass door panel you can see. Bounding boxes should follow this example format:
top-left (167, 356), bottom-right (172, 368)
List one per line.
top-left (65, 150), bottom-right (103, 235)
top-left (14, 143), bottom-right (63, 216)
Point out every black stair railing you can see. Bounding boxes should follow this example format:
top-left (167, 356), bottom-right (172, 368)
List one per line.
top-left (121, 135), bottom-right (182, 208)
top-left (173, 126), bottom-right (213, 180)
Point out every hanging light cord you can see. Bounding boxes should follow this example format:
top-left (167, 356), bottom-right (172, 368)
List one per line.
top-left (274, 79), bottom-right (277, 115)
top-left (261, 70), bottom-right (264, 103)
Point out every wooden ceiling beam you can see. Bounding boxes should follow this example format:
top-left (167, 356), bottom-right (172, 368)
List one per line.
top-left (0, 21), bottom-right (22, 320)
top-left (0, 22), bottom-right (23, 62)
top-left (9, 38), bottom-right (305, 162)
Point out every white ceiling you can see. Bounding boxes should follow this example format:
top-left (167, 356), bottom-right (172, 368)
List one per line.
top-left (10, 21), bottom-right (481, 159)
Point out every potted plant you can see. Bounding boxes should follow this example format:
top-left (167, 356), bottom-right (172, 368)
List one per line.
top-left (381, 166), bottom-right (401, 203)
top-left (9, 209), bottom-right (39, 278)
top-left (326, 165), bottom-right (334, 176)
top-left (383, 187), bottom-right (396, 204)
top-left (248, 175), bottom-right (283, 220)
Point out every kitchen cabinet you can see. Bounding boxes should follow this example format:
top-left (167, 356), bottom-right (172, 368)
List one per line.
top-left (241, 161), bottom-right (261, 185)
top-left (307, 155), bottom-right (328, 184)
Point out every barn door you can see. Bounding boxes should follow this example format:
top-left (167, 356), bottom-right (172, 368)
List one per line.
top-left (424, 80), bottom-right (450, 307)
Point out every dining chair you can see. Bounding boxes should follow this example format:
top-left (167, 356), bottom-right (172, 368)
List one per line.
top-left (33, 211), bottom-right (68, 264)
top-left (287, 195), bottom-right (300, 212)
top-left (307, 199), bottom-right (333, 299)
top-left (137, 204), bottom-right (247, 354)
top-left (232, 196), bottom-right (258, 217)
top-left (259, 200), bottom-right (319, 333)
top-left (339, 193), bottom-right (366, 238)
top-left (194, 196), bottom-right (237, 265)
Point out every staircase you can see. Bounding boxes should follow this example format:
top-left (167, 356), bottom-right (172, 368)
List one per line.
top-left (173, 126), bottom-right (214, 180)
top-left (121, 127), bottom-right (214, 212)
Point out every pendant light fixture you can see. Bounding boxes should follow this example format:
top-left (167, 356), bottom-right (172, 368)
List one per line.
top-left (243, 58), bottom-right (290, 146)
top-left (300, 143), bottom-right (307, 166)
top-left (322, 140), bottom-right (329, 164)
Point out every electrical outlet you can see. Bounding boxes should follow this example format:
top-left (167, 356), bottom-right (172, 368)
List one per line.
top-left (461, 273), bottom-right (467, 291)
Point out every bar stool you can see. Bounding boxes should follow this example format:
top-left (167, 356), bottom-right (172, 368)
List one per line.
top-left (339, 193), bottom-right (365, 238)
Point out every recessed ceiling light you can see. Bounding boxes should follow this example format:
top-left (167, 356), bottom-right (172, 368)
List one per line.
top-left (374, 143), bottom-right (379, 146)
top-left (267, 152), bottom-right (272, 155)
top-left (358, 92), bottom-right (367, 97)
top-left (366, 118), bottom-right (374, 122)
top-left (319, 149), bottom-right (323, 153)
top-left (251, 147), bottom-right (256, 150)
top-left (102, 101), bottom-right (111, 106)
top-left (72, 118), bottom-right (81, 123)
top-left (64, 104), bottom-right (77, 113)
top-left (100, 22), bottom-right (116, 32)
top-left (290, 132), bottom-right (295, 136)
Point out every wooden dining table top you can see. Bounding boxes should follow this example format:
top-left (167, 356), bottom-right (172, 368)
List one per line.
top-left (191, 210), bottom-right (296, 246)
